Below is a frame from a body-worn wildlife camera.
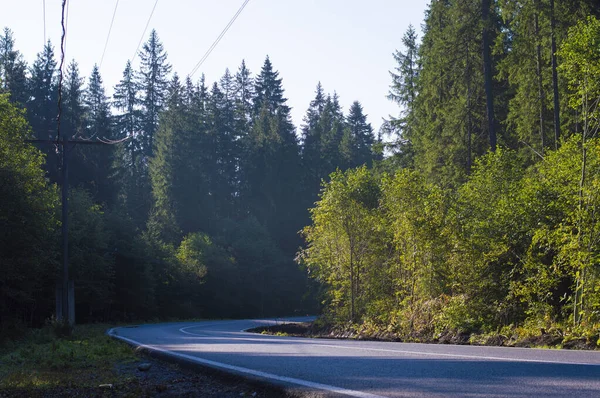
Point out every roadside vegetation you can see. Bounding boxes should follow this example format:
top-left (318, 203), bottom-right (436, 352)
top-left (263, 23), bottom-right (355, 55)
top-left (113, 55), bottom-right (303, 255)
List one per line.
top-left (298, 8), bottom-right (600, 348)
top-left (0, 323), bottom-right (293, 397)
top-left (0, 323), bottom-right (134, 393)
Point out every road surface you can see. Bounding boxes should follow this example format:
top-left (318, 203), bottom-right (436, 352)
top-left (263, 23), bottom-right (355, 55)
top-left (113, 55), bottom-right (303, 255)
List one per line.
top-left (109, 317), bottom-right (600, 397)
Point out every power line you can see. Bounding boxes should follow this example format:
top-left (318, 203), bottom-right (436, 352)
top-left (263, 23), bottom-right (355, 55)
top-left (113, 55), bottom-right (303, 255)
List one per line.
top-left (42, 0), bottom-right (46, 45)
top-left (188, 0), bottom-right (251, 78)
top-left (63, 0), bottom-right (70, 70)
top-left (56, 0), bottom-right (67, 143)
top-left (100, 0), bottom-right (120, 69)
top-left (131, 0), bottom-right (159, 64)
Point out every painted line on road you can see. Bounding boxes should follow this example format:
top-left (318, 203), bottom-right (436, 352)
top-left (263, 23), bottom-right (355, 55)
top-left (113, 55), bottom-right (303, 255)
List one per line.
top-left (109, 329), bottom-right (387, 398)
top-left (180, 324), bottom-right (600, 367)
top-left (314, 343), bottom-right (600, 366)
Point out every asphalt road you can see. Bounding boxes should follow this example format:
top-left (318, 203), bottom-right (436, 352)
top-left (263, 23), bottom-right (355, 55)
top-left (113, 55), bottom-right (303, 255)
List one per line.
top-left (109, 317), bottom-right (600, 397)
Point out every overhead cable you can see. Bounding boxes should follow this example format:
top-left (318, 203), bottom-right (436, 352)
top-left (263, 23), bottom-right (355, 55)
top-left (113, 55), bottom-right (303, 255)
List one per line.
top-left (42, 0), bottom-right (46, 45)
top-left (188, 0), bottom-right (251, 78)
top-left (100, 0), bottom-right (120, 69)
top-left (131, 0), bottom-right (159, 64)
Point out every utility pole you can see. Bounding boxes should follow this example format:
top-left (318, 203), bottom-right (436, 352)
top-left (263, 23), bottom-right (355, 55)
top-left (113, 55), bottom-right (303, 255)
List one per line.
top-left (28, 137), bottom-right (112, 325)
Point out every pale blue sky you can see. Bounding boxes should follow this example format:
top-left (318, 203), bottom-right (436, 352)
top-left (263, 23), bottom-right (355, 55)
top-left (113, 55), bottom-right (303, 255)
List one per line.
top-left (2, 0), bottom-right (429, 131)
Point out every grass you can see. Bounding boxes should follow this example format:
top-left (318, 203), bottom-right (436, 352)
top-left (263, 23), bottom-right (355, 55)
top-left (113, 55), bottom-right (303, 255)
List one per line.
top-left (0, 323), bottom-right (136, 391)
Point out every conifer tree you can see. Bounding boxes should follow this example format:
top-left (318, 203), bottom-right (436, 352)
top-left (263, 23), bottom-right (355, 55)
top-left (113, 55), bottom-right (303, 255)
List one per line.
top-left (27, 41), bottom-right (58, 181)
top-left (387, 24), bottom-right (419, 165)
top-left (81, 65), bottom-right (113, 203)
top-left (148, 74), bottom-right (184, 243)
top-left (412, 0), bottom-right (502, 186)
top-left (138, 29), bottom-right (171, 159)
top-left (241, 56), bottom-right (301, 254)
top-left (62, 60), bottom-right (84, 140)
top-left (234, 59), bottom-right (254, 128)
top-left (319, 93), bottom-right (345, 173)
top-left (301, 82), bottom-right (327, 194)
top-left (343, 101), bottom-right (374, 168)
top-left (0, 28), bottom-right (28, 106)
top-left (113, 60), bottom-right (148, 225)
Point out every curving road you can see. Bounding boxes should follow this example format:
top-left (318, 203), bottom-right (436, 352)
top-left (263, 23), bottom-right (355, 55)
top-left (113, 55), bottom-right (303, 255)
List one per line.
top-left (109, 317), bottom-right (600, 397)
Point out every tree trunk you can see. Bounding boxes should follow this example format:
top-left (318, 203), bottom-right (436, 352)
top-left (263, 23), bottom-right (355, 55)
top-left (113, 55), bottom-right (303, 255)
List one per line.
top-left (466, 41), bottom-right (473, 172)
top-left (482, 0), bottom-right (496, 151)
top-left (535, 10), bottom-right (546, 157)
top-left (550, 0), bottom-right (561, 149)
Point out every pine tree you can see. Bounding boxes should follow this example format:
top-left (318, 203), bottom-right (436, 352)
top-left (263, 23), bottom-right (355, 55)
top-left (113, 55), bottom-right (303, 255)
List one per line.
top-left (387, 24), bottom-right (420, 165)
top-left (412, 0), bottom-right (503, 186)
top-left (301, 82), bottom-right (327, 194)
top-left (62, 60), bottom-right (87, 193)
top-left (138, 29), bottom-right (171, 159)
top-left (241, 56), bottom-right (301, 254)
top-left (62, 60), bottom-right (84, 140)
top-left (148, 74), bottom-right (184, 243)
top-left (234, 59), bottom-right (254, 127)
top-left (253, 56), bottom-right (289, 117)
top-left (0, 28), bottom-right (28, 106)
top-left (113, 60), bottom-right (147, 225)
top-left (214, 69), bottom-right (239, 217)
top-left (149, 72), bottom-right (222, 241)
top-left (343, 101), bottom-right (374, 168)
top-left (319, 93), bottom-right (345, 173)
top-left (81, 65), bottom-right (113, 203)
top-left (27, 41), bottom-right (58, 182)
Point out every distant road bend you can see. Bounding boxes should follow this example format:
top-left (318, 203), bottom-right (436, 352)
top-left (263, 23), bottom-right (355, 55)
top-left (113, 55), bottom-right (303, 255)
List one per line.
top-left (109, 317), bottom-right (600, 397)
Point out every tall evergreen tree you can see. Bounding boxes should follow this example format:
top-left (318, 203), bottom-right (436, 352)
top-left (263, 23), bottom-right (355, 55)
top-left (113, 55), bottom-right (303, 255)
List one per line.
top-left (241, 56), bottom-right (301, 254)
top-left (138, 29), bottom-right (171, 159)
top-left (27, 41), bottom-right (58, 182)
top-left (319, 92), bottom-right (345, 173)
top-left (387, 24), bottom-right (420, 165)
top-left (62, 60), bottom-right (88, 194)
top-left (80, 65), bottom-right (113, 203)
top-left (412, 0), bottom-right (504, 186)
top-left (301, 82), bottom-right (327, 194)
top-left (253, 56), bottom-right (290, 117)
top-left (148, 74), bottom-right (184, 243)
top-left (62, 60), bottom-right (84, 140)
top-left (342, 101), bottom-right (375, 168)
top-left (234, 59), bottom-right (254, 127)
top-left (0, 28), bottom-right (28, 106)
top-left (113, 60), bottom-right (148, 225)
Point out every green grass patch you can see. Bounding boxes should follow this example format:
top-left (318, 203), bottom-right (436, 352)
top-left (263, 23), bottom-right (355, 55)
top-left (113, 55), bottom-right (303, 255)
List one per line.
top-left (0, 324), bottom-right (135, 390)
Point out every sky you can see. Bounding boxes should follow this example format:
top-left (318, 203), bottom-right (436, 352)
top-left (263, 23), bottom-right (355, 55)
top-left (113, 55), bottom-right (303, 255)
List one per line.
top-left (1, 0), bottom-right (430, 132)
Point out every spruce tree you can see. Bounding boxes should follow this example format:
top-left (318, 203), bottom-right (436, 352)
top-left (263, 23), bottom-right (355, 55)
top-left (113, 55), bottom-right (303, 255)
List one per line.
top-left (300, 82), bottom-right (327, 194)
top-left (387, 24), bottom-right (419, 167)
top-left (234, 59), bottom-right (254, 126)
top-left (0, 28), bottom-right (28, 106)
top-left (412, 0), bottom-right (503, 186)
top-left (343, 101), bottom-right (374, 168)
top-left (138, 29), bottom-right (171, 159)
top-left (27, 41), bottom-right (58, 181)
top-left (82, 65), bottom-right (113, 203)
top-left (148, 74), bottom-right (183, 243)
top-left (241, 56), bottom-right (301, 254)
top-left (113, 60), bottom-right (148, 225)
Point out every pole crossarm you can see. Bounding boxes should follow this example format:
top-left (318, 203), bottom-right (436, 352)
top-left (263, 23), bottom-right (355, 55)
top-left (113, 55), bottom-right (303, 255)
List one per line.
top-left (26, 139), bottom-right (111, 145)
top-left (25, 136), bottom-right (118, 326)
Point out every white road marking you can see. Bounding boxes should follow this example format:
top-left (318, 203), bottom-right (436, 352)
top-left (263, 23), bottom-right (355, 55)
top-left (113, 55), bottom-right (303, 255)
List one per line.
top-left (179, 323), bottom-right (600, 367)
top-left (312, 343), bottom-right (600, 366)
top-left (109, 328), bottom-right (388, 398)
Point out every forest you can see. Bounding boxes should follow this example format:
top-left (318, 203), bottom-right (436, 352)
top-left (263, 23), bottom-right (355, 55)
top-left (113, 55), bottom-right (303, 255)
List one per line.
top-left (0, 22), bottom-right (377, 334)
top-left (300, 0), bottom-right (600, 342)
top-left (2, 0), bottom-right (600, 343)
